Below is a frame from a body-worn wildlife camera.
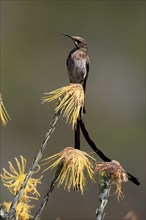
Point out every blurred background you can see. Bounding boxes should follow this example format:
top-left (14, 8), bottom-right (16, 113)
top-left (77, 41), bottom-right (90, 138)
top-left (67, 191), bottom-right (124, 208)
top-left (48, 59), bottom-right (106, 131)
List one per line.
top-left (0, 1), bottom-right (145, 219)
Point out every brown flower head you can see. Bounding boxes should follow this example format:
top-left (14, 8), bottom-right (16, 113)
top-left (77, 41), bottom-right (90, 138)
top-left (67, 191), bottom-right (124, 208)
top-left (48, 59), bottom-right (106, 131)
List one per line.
top-left (95, 160), bottom-right (128, 200)
top-left (42, 84), bottom-right (84, 128)
top-left (42, 147), bottom-right (95, 194)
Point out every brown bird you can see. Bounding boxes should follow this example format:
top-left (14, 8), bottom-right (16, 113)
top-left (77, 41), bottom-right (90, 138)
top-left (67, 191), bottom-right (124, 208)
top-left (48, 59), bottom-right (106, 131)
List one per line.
top-left (62, 33), bottom-right (89, 93)
top-left (62, 33), bottom-right (90, 149)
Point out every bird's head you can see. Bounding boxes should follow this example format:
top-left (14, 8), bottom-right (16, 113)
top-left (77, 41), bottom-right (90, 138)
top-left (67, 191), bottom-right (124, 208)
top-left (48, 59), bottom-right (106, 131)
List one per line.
top-left (62, 33), bottom-right (87, 49)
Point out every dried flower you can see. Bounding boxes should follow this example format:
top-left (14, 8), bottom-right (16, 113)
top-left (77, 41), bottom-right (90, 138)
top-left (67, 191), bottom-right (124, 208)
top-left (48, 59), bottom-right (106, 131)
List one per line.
top-left (95, 160), bottom-right (128, 200)
top-left (43, 147), bottom-right (95, 194)
top-left (2, 201), bottom-right (34, 220)
top-left (0, 93), bottom-right (10, 126)
top-left (42, 84), bottom-right (84, 128)
top-left (0, 156), bottom-right (42, 201)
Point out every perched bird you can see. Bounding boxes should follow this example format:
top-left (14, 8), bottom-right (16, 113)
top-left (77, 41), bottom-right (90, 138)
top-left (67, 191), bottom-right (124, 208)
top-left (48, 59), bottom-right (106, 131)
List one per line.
top-left (62, 33), bottom-right (89, 93)
top-left (62, 33), bottom-right (90, 149)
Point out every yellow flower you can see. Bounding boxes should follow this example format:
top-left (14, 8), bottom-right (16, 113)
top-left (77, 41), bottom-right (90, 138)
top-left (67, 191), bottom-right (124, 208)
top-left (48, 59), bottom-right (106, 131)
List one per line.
top-left (0, 93), bottom-right (10, 126)
top-left (0, 156), bottom-right (42, 201)
top-left (42, 147), bottom-right (95, 194)
top-left (3, 201), bottom-right (34, 220)
top-left (95, 160), bottom-right (128, 200)
top-left (42, 84), bottom-right (84, 128)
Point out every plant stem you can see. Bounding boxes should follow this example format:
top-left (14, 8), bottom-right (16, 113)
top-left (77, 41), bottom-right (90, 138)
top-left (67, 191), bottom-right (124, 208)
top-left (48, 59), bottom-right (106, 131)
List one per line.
top-left (96, 176), bottom-right (111, 220)
top-left (0, 206), bottom-right (7, 219)
top-left (6, 110), bottom-right (61, 220)
top-left (33, 163), bottom-right (63, 220)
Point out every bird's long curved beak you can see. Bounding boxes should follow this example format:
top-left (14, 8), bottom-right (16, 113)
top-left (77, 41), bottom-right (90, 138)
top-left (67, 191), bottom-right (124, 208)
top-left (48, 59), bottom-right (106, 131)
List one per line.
top-left (61, 33), bottom-right (73, 39)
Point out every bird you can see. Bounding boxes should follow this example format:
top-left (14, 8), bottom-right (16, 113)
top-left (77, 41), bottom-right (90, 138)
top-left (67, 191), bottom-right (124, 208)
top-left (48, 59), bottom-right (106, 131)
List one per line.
top-left (62, 33), bottom-right (90, 150)
top-left (62, 33), bottom-right (89, 93)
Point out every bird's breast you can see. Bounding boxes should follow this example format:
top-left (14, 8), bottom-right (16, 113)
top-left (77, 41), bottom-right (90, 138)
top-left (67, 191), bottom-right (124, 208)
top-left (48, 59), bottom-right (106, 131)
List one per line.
top-left (67, 58), bottom-right (87, 84)
top-left (66, 48), bottom-right (89, 84)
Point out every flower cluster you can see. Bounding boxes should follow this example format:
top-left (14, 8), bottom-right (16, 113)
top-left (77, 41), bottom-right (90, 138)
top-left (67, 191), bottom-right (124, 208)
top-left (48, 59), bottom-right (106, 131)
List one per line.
top-left (0, 93), bottom-right (10, 126)
top-left (95, 160), bottom-right (128, 200)
top-left (42, 147), bottom-right (95, 194)
top-left (43, 150), bottom-right (128, 199)
top-left (42, 83), bottom-right (84, 128)
top-left (2, 201), bottom-right (34, 220)
top-left (0, 156), bottom-right (42, 219)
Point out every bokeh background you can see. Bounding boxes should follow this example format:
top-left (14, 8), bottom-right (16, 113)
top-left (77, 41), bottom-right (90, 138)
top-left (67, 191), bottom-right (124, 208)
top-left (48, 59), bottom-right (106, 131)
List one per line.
top-left (0, 1), bottom-right (145, 219)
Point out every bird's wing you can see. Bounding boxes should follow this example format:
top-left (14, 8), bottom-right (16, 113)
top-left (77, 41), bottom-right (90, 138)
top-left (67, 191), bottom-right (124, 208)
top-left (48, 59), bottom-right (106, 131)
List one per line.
top-left (82, 57), bottom-right (89, 92)
top-left (86, 57), bottom-right (89, 74)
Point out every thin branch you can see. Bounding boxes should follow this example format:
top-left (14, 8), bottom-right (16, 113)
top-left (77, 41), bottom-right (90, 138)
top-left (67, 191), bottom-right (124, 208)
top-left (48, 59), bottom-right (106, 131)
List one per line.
top-left (0, 206), bottom-right (7, 219)
top-left (6, 110), bottom-right (61, 220)
top-left (33, 163), bottom-right (63, 220)
top-left (79, 119), bottom-right (140, 186)
top-left (96, 176), bottom-right (111, 220)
